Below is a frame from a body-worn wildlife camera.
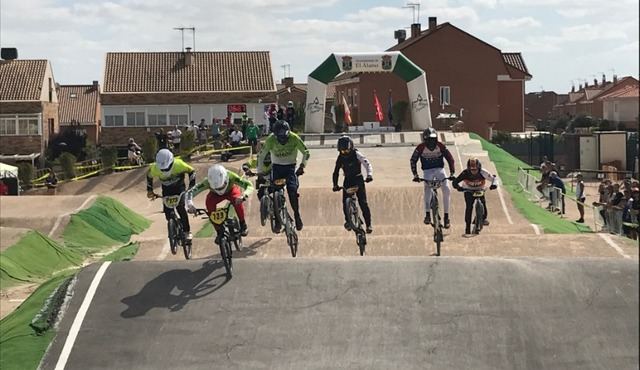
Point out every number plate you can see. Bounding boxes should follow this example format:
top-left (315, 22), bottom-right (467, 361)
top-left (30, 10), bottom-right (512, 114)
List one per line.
top-left (274, 178), bottom-right (287, 186)
top-left (163, 195), bottom-right (180, 208)
top-left (473, 191), bottom-right (485, 197)
top-left (209, 208), bottom-right (228, 225)
top-left (346, 186), bottom-right (359, 195)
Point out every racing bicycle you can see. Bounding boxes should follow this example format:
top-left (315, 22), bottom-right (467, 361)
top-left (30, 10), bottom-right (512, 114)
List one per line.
top-left (151, 190), bottom-right (192, 259)
top-left (335, 185), bottom-right (367, 256)
top-left (193, 203), bottom-right (243, 278)
top-left (259, 177), bottom-right (298, 257)
top-left (417, 176), bottom-right (455, 256)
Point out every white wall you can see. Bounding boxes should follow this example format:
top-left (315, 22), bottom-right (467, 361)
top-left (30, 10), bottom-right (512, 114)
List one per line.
top-left (599, 132), bottom-right (627, 169)
top-left (604, 98), bottom-right (639, 122)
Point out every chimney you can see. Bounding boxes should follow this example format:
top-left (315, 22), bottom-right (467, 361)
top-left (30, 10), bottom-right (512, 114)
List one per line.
top-left (410, 23), bottom-right (421, 38)
top-left (579, 83), bottom-right (583, 90)
top-left (602, 73), bottom-right (606, 85)
top-left (92, 80), bottom-right (99, 90)
top-left (394, 29), bottom-right (406, 44)
top-left (282, 77), bottom-right (294, 88)
top-left (571, 85), bottom-right (575, 93)
top-left (0, 47), bottom-right (18, 60)
top-left (584, 80), bottom-right (588, 88)
top-left (613, 74), bottom-right (618, 84)
top-left (593, 78), bottom-right (598, 87)
top-left (428, 17), bottom-right (437, 31)
top-left (184, 47), bottom-right (193, 66)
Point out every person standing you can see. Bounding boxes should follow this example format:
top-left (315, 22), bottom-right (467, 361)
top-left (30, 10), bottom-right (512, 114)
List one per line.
top-left (171, 126), bottom-right (182, 153)
top-left (45, 169), bottom-right (58, 195)
top-left (246, 119), bottom-right (260, 154)
top-left (286, 101), bottom-right (296, 125)
top-left (211, 118), bottom-right (221, 146)
top-left (155, 128), bottom-right (168, 150)
top-left (575, 173), bottom-right (585, 223)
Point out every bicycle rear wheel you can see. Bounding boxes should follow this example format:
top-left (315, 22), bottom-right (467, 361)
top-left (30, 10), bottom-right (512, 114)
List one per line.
top-left (168, 219), bottom-right (179, 255)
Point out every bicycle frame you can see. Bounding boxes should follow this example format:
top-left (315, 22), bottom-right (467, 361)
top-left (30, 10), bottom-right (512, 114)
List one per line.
top-left (341, 186), bottom-right (367, 256)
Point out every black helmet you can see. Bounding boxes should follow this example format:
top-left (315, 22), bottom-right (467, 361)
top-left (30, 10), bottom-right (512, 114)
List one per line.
top-left (422, 127), bottom-right (438, 143)
top-left (337, 136), bottom-right (354, 154)
top-left (467, 158), bottom-right (482, 171)
top-left (273, 120), bottom-right (290, 145)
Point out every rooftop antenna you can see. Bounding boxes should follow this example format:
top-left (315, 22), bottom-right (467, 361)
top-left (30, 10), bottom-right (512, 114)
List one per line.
top-left (402, 2), bottom-right (421, 24)
top-left (173, 27), bottom-right (196, 52)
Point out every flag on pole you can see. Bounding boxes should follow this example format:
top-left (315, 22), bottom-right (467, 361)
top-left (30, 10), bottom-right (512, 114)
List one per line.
top-left (387, 89), bottom-right (394, 127)
top-left (342, 94), bottom-right (352, 126)
top-left (373, 90), bottom-right (384, 122)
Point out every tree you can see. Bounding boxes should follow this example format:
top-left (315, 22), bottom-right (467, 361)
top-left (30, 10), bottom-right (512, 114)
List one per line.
top-left (58, 152), bottom-right (77, 180)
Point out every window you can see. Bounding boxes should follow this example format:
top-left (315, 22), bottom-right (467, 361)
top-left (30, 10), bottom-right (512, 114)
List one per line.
top-left (439, 86), bottom-right (451, 106)
top-left (105, 115), bottom-right (124, 127)
top-left (0, 117), bottom-right (16, 135)
top-left (169, 114), bottom-right (188, 126)
top-left (148, 114), bottom-right (167, 126)
top-left (18, 118), bottom-right (39, 135)
top-left (126, 112), bottom-right (145, 126)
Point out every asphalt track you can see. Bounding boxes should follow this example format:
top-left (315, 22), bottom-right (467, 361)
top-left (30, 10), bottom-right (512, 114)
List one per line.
top-left (41, 258), bottom-right (638, 369)
top-left (8, 132), bottom-right (638, 369)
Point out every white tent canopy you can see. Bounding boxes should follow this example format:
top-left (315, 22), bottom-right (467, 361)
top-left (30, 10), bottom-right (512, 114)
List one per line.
top-left (0, 162), bottom-right (18, 178)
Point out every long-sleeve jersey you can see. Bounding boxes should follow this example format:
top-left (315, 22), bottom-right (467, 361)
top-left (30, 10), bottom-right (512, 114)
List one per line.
top-left (147, 158), bottom-right (195, 196)
top-left (257, 132), bottom-right (310, 173)
top-left (410, 142), bottom-right (455, 174)
top-left (188, 170), bottom-right (254, 200)
top-left (452, 168), bottom-right (496, 190)
top-left (333, 150), bottom-right (373, 187)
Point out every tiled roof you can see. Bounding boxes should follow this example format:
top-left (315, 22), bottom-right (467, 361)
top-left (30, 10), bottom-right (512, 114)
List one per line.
top-left (387, 23), bottom-right (447, 52)
top-left (0, 60), bottom-right (47, 101)
top-left (568, 92), bottom-right (585, 103)
top-left (599, 84), bottom-right (639, 99)
top-left (58, 85), bottom-right (99, 124)
top-left (103, 51), bottom-right (276, 93)
top-left (502, 53), bottom-right (531, 76)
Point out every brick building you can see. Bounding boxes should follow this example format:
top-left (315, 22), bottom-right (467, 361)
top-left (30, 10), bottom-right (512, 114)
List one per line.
top-left (58, 83), bottom-right (101, 144)
top-left (0, 56), bottom-right (59, 165)
top-left (329, 18), bottom-right (531, 137)
top-left (525, 91), bottom-right (563, 124)
top-left (101, 50), bottom-right (275, 146)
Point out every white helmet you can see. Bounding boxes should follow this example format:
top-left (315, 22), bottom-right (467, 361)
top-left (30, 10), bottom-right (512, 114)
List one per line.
top-left (155, 149), bottom-right (174, 175)
top-left (208, 165), bottom-right (229, 195)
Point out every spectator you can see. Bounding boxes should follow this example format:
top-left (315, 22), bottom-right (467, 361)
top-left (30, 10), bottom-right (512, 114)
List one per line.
top-left (241, 114), bottom-right (249, 137)
top-left (127, 137), bottom-right (143, 165)
top-left (276, 105), bottom-right (285, 120)
top-left (45, 169), bottom-right (58, 195)
top-left (171, 126), bottom-right (182, 153)
top-left (229, 126), bottom-right (243, 147)
top-left (286, 101), bottom-right (296, 124)
top-left (246, 119), bottom-right (259, 154)
top-left (220, 140), bottom-right (233, 162)
top-left (575, 173), bottom-right (585, 223)
top-left (0, 179), bottom-right (9, 196)
top-left (211, 118), bottom-right (221, 146)
top-left (548, 171), bottom-right (565, 214)
top-left (155, 128), bottom-right (168, 149)
top-left (608, 183), bottom-right (625, 234)
top-left (536, 162), bottom-right (551, 197)
top-left (267, 104), bottom-right (277, 133)
top-left (594, 181), bottom-right (612, 228)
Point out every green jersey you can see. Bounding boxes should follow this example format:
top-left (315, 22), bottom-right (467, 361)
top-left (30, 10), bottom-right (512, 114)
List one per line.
top-left (146, 158), bottom-right (195, 194)
top-left (189, 169), bottom-right (254, 198)
top-left (257, 133), bottom-right (309, 173)
top-left (246, 125), bottom-right (259, 140)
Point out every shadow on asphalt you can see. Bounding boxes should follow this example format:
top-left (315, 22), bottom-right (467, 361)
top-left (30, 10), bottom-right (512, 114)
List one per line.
top-left (120, 259), bottom-right (228, 318)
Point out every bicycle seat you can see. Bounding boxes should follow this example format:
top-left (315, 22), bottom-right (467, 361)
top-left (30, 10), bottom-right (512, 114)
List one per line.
top-left (346, 186), bottom-right (359, 195)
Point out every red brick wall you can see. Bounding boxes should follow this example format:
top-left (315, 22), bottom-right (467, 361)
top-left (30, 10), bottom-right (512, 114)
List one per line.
top-left (525, 92), bottom-right (558, 121)
top-left (358, 25), bottom-right (523, 137)
top-left (0, 135), bottom-right (42, 155)
top-left (498, 80), bottom-right (524, 132)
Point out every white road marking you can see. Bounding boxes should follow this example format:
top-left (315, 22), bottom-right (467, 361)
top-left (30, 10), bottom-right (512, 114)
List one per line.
top-left (598, 233), bottom-right (631, 259)
top-left (54, 261), bottom-right (111, 370)
top-left (48, 195), bottom-right (97, 237)
top-left (530, 224), bottom-right (541, 235)
top-left (156, 239), bottom-right (170, 260)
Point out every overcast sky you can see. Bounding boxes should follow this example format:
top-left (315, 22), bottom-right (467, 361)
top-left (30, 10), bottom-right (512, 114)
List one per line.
top-left (1, 0), bottom-right (638, 93)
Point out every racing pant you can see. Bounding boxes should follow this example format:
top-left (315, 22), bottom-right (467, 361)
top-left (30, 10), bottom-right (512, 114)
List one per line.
top-left (423, 167), bottom-right (450, 214)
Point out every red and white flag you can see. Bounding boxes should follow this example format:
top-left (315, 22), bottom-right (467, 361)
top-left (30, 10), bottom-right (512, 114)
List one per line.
top-left (342, 94), bottom-right (352, 125)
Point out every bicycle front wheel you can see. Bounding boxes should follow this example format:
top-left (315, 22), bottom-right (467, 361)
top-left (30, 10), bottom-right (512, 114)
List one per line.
top-left (346, 198), bottom-right (361, 230)
top-left (183, 239), bottom-right (192, 260)
top-left (475, 200), bottom-right (485, 234)
top-left (260, 196), bottom-right (270, 227)
top-left (435, 226), bottom-right (443, 256)
top-left (219, 237), bottom-right (232, 278)
top-left (168, 219), bottom-right (179, 255)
